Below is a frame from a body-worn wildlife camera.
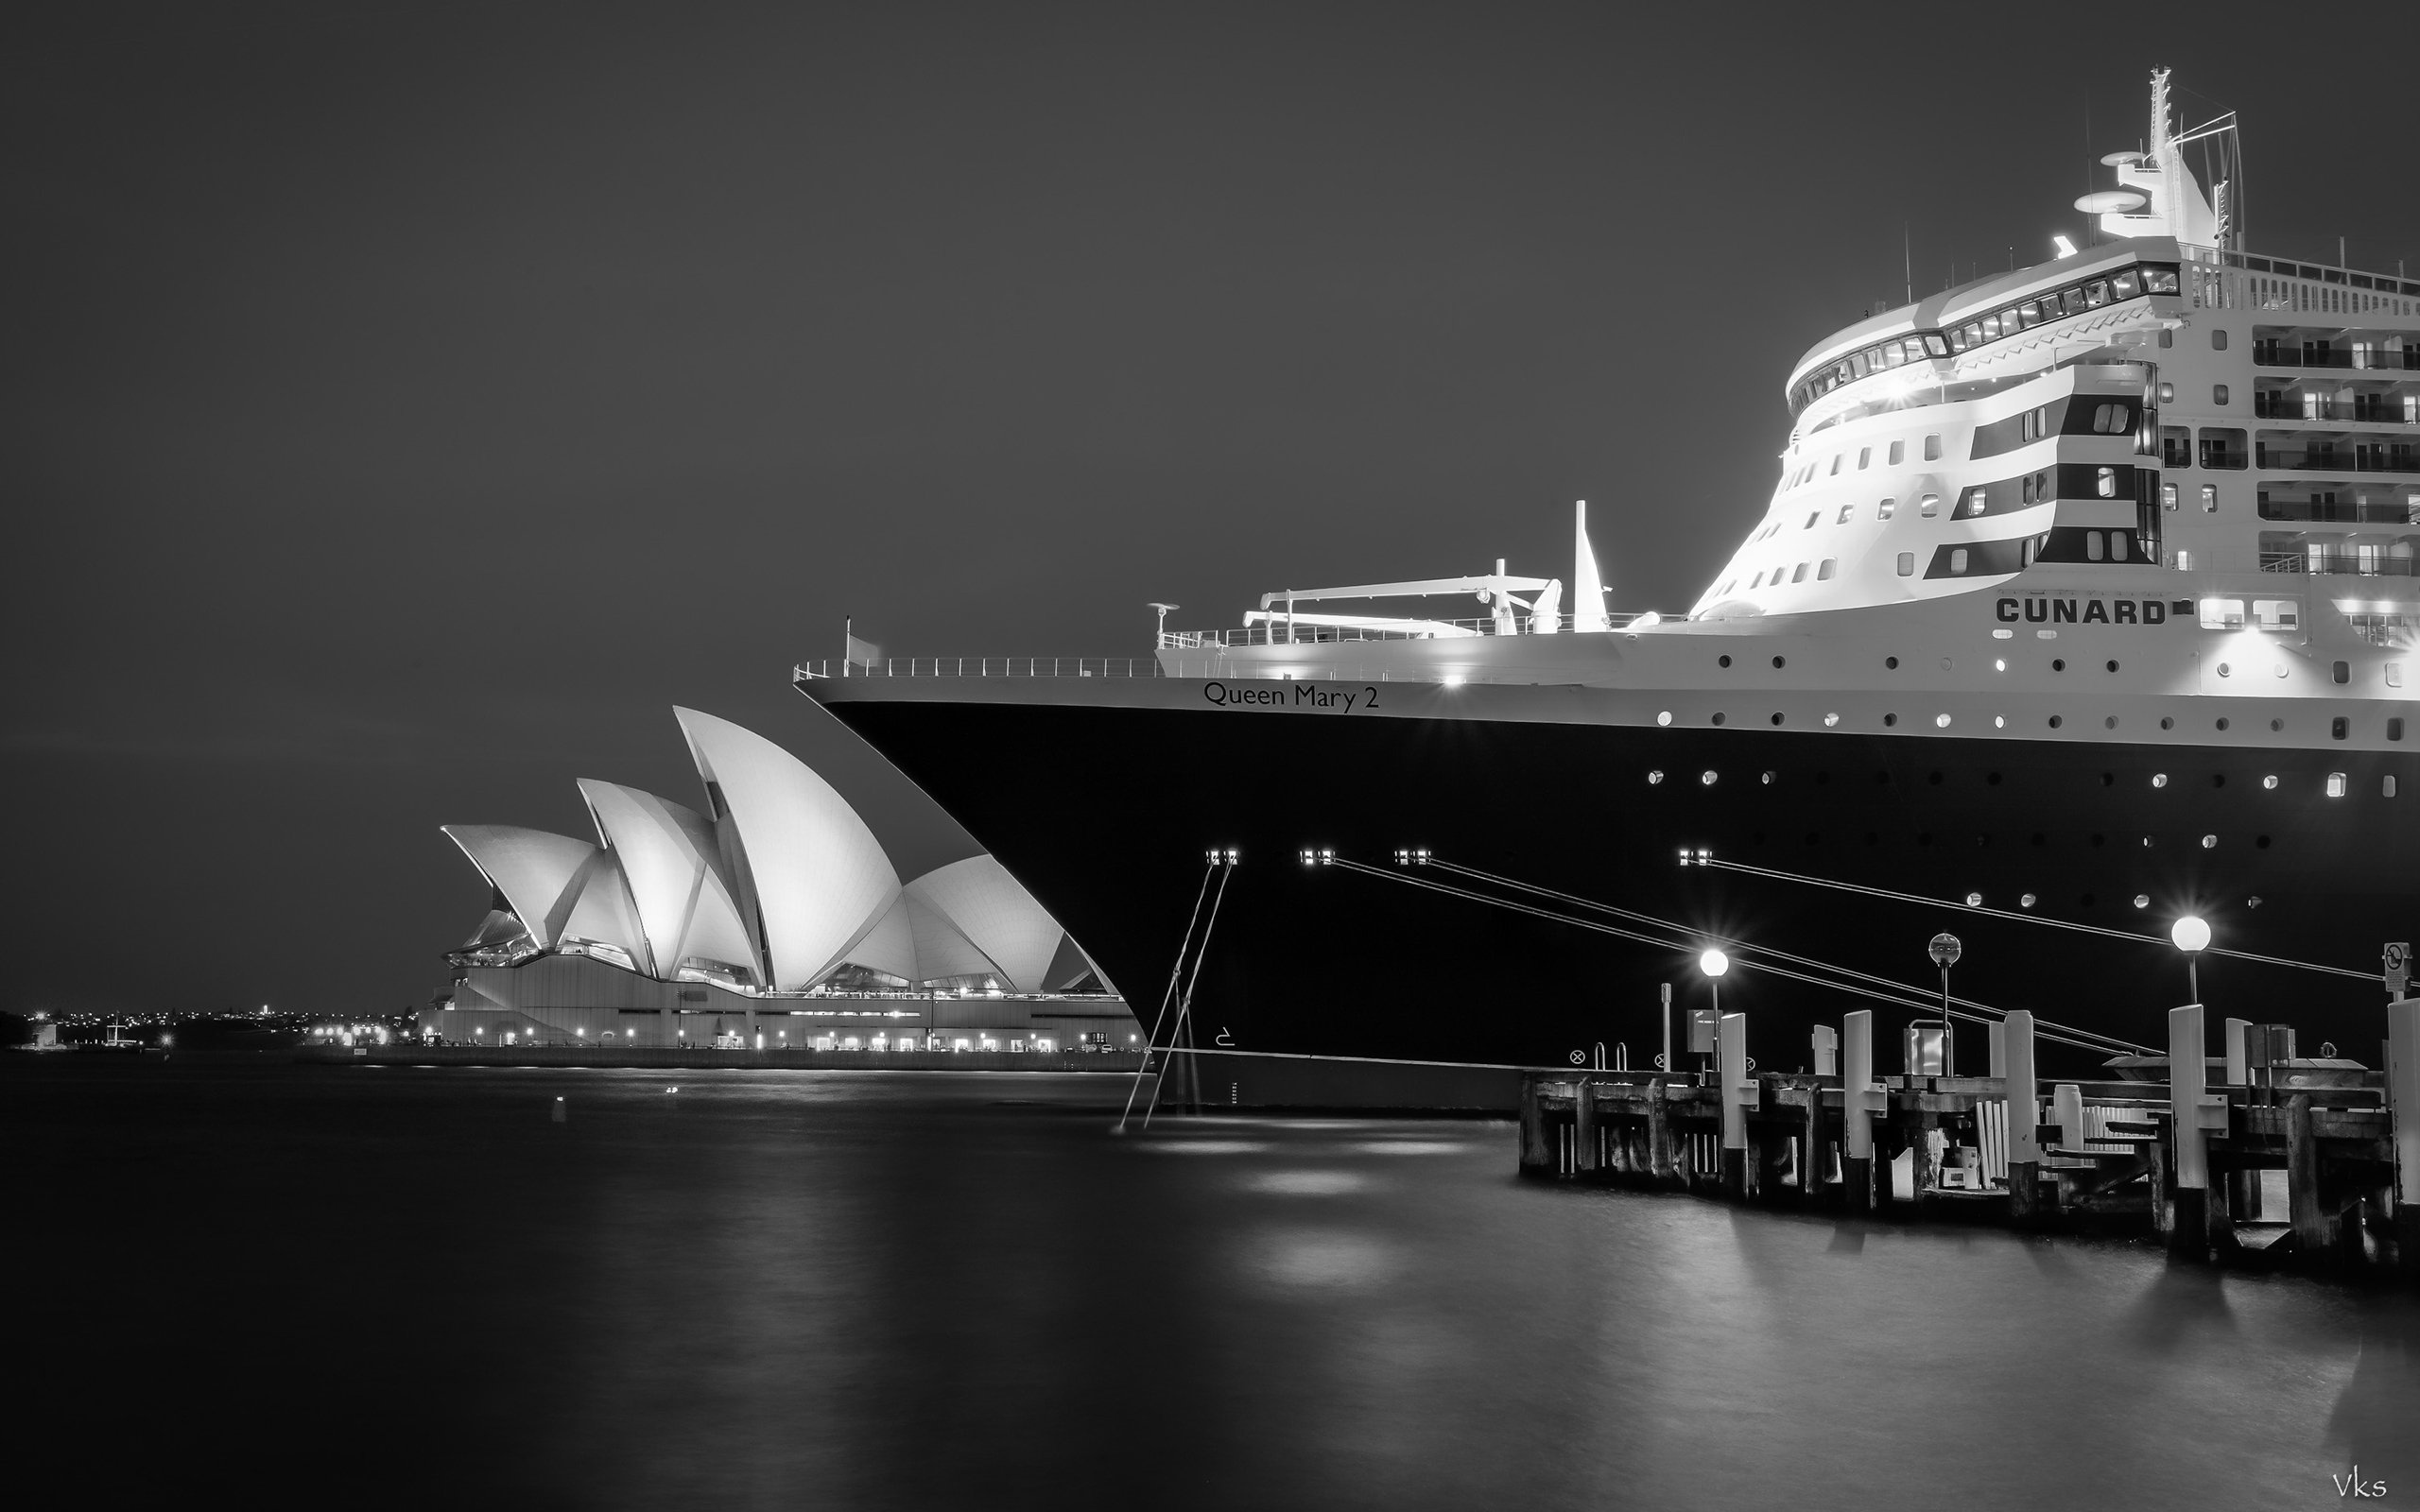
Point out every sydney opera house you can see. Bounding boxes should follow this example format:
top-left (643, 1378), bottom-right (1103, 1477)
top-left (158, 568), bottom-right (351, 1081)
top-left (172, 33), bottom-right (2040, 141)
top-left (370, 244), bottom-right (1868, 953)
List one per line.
top-left (421, 708), bottom-right (1138, 1054)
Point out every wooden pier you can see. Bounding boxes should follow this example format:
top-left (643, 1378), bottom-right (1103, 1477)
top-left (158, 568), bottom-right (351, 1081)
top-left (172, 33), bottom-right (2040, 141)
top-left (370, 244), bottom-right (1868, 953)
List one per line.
top-left (1517, 1005), bottom-right (2420, 1281)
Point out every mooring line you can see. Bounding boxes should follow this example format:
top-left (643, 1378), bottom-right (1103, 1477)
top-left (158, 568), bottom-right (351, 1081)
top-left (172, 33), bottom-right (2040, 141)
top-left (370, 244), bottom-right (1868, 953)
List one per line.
top-left (1327, 858), bottom-right (2130, 1057)
top-left (1118, 861), bottom-right (1217, 1133)
top-left (1695, 856), bottom-right (2377, 982)
top-left (1144, 861), bottom-right (1236, 1128)
top-left (1423, 858), bottom-right (2146, 1056)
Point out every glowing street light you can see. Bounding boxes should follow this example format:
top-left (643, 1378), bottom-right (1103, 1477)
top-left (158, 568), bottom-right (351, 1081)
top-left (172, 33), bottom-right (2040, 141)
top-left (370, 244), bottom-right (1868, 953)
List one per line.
top-left (1698, 947), bottom-right (1730, 1018)
top-left (2171, 915), bottom-right (2212, 1003)
top-left (1928, 933), bottom-right (1962, 1077)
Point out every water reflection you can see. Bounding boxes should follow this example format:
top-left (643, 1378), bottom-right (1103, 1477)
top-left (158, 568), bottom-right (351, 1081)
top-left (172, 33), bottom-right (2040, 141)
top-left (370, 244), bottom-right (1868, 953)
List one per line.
top-left (7, 1061), bottom-right (2416, 1510)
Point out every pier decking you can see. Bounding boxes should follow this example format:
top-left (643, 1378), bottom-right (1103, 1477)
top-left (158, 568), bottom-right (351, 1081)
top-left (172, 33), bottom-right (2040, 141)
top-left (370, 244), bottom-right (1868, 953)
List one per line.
top-left (1517, 1004), bottom-right (2419, 1282)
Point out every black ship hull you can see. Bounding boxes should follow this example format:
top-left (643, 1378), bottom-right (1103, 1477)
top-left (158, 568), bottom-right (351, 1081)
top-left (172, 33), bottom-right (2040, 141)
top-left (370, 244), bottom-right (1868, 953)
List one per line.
top-left (811, 679), bottom-right (2412, 1075)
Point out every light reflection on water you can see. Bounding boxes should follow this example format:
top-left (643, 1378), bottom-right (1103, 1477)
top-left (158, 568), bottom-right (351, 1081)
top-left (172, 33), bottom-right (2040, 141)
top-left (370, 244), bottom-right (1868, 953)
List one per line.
top-left (7, 1062), bottom-right (2415, 1510)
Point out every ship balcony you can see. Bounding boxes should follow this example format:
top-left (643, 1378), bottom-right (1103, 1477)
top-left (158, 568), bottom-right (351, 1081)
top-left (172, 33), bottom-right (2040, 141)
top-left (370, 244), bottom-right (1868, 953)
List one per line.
top-left (2250, 339), bottom-right (2419, 370)
top-left (2258, 487), bottom-right (2420, 525)
top-left (2253, 438), bottom-right (2420, 473)
top-left (2252, 388), bottom-right (2420, 424)
top-left (2259, 529), bottom-right (2420, 577)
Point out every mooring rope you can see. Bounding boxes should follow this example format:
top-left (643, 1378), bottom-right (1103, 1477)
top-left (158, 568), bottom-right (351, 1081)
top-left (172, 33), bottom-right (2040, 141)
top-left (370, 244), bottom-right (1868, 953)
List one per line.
top-left (1694, 856), bottom-right (2377, 983)
top-left (1118, 861), bottom-right (1217, 1132)
top-left (1325, 857), bottom-right (2135, 1057)
top-left (1422, 857), bottom-right (2147, 1056)
top-left (1144, 860), bottom-right (1236, 1128)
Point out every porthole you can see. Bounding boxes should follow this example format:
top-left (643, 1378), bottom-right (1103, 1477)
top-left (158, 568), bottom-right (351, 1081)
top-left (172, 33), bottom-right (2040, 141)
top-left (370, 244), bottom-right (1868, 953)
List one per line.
top-left (2133, 894), bottom-right (2150, 909)
top-left (2048, 715), bottom-right (2064, 730)
top-left (1886, 656), bottom-right (1900, 669)
top-left (2160, 716), bottom-right (2173, 730)
top-left (1761, 770), bottom-right (1776, 785)
top-left (1994, 715), bottom-right (2005, 729)
top-left (1772, 656), bottom-right (1786, 669)
top-left (2271, 719), bottom-right (2284, 732)
top-left (1712, 712), bottom-right (1727, 726)
top-left (1656, 711), bottom-right (1673, 726)
top-left (2216, 717), bottom-right (2230, 730)
top-left (2052, 659), bottom-right (2066, 672)
top-left (1884, 713), bottom-right (1898, 727)
top-left (2262, 774), bottom-right (2278, 789)
top-left (2218, 663), bottom-right (2231, 678)
top-left (1824, 713), bottom-right (1841, 728)
top-left (2256, 835), bottom-right (2272, 849)
top-left (1770, 713), bottom-right (1785, 726)
top-left (1701, 770), bottom-right (1719, 786)
top-left (2020, 893), bottom-right (2037, 908)
top-left (1935, 713), bottom-right (1951, 728)
top-left (2104, 715), bottom-right (2118, 730)
top-left (2106, 660), bottom-right (2119, 673)
top-left (1719, 655), bottom-right (1733, 668)
top-left (1648, 770), bottom-right (1665, 784)
top-left (1964, 892), bottom-right (1982, 906)
top-left (2152, 774), bottom-right (2168, 788)
top-left (2201, 834), bottom-right (2217, 848)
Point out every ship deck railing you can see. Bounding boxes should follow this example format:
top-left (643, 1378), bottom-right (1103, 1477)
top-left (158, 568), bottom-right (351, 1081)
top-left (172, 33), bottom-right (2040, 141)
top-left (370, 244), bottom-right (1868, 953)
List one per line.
top-left (2258, 552), bottom-right (2420, 576)
top-left (794, 614), bottom-right (1653, 681)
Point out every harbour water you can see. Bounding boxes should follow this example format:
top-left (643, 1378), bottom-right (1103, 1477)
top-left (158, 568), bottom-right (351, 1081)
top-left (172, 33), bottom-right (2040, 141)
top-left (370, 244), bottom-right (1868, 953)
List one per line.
top-left (9, 1059), bottom-right (2415, 1508)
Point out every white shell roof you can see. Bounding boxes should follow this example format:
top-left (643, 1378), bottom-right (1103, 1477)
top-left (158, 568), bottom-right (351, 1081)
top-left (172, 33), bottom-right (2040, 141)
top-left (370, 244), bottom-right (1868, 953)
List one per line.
top-left (578, 780), bottom-right (761, 982)
top-left (441, 825), bottom-right (598, 949)
top-left (905, 854), bottom-right (1063, 993)
top-left (674, 706), bottom-right (902, 990)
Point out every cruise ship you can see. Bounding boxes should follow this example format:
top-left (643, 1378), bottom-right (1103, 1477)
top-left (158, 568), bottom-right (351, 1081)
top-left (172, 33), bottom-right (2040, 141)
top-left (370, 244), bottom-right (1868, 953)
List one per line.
top-left (800, 72), bottom-right (2416, 1073)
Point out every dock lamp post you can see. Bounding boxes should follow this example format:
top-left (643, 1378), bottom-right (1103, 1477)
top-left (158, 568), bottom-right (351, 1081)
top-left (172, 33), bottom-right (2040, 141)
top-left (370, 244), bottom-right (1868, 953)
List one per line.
top-left (1928, 933), bottom-right (1962, 1077)
top-left (1698, 948), bottom-right (1730, 1018)
top-left (2171, 915), bottom-right (2212, 1004)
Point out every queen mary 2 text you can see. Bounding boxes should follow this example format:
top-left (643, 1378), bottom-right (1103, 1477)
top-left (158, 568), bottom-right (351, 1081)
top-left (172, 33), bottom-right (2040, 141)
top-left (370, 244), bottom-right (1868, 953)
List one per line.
top-left (1202, 681), bottom-right (1376, 711)
top-left (1995, 596), bottom-right (2185, 626)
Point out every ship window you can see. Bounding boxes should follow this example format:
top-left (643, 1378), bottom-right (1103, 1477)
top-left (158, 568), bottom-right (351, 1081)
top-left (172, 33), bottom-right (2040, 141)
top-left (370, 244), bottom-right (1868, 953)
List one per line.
top-left (1878, 498), bottom-right (1897, 519)
top-left (2332, 661), bottom-right (2350, 684)
top-left (2086, 532), bottom-right (2105, 561)
top-left (1806, 512), bottom-right (1820, 528)
top-left (2083, 280), bottom-right (2109, 307)
top-left (1895, 552), bottom-right (1915, 576)
top-left (1830, 455), bottom-right (1842, 475)
top-left (1919, 493), bottom-right (1940, 517)
top-left (2146, 268), bottom-right (2180, 294)
top-left (2200, 485), bottom-right (2217, 512)
top-left (2212, 329), bottom-right (2229, 351)
top-left (2326, 772), bottom-right (2347, 798)
top-left (2333, 716), bottom-right (2350, 740)
top-left (1957, 488), bottom-right (1985, 519)
top-left (2389, 665), bottom-right (2405, 690)
top-left (1838, 505), bottom-right (1855, 524)
top-left (1858, 447), bottom-right (1871, 470)
top-left (1792, 562), bottom-right (1810, 583)
top-left (2111, 533), bottom-right (2129, 561)
top-left (2200, 597), bottom-right (2245, 629)
top-left (1964, 320), bottom-right (1985, 347)
top-left (2163, 483), bottom-right (2179, 511)
top-left (1924, 435), bottom-right (1941, 461)
top-left (1818, 558), bottom-right (1837, 580)
top-left (2213, 384), bottom-right (2229, 405)
top-left (2097, 467), bottom-right (2118, 498)
top-left (1749, 572), bottom-right (1764, 589)
top-left (1949, 548), bottom-right (1969, 574)
top-left (2198, 428), bottom-right (2247, 470)
top-left (2251, 598), bottom-right (2300, 630)
top-left (2390, 716), bottom-right (2405, 740)
top-left (2063, 288), bottom-right (2090, 316)
top-left (1889, 440), bottom-right (1905, 466)
top-left (2112, 268), bottom-right (2141, 299)
top-left (1980, 312), bottom-right (2004, 339)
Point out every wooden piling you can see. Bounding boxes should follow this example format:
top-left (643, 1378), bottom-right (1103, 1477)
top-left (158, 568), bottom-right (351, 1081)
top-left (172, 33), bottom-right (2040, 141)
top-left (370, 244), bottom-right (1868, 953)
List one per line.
top-left (1519, 1083), bottom-right (1550, 1174)
top-left (1575, 1081), bottom-right (1599, 1175)
top-left (2005, 1010), bottom-right (2040, 1225)
top-left (1646, 1080), bottom-right (1676, 1185)
top-left (1841, 1010), bottom-right (1876, 1215)
top-left (2286, 1093), bottom-right (2333, 1256)
top-left (1802, 1083), bottom-right (1828, 1208)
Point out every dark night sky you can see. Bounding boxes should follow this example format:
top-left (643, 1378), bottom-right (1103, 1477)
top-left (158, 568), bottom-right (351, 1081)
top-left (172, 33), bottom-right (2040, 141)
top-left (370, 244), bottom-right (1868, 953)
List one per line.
top-left (7, 3), bottom-right (2411, 1016)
